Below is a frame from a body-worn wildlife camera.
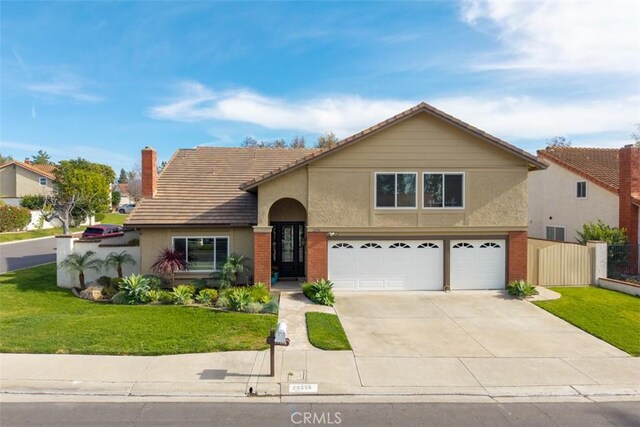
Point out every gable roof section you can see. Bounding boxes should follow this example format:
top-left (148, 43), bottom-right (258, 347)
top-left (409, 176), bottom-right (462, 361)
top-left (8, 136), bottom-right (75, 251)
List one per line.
top-left (125, 147), bottom-right (316, 227)
top-left (0, 161), bottom-right (56, 180)
top-left (240, 102), bottom-right (547, 191)
top-left (537, 147), bottom-right (619, 194)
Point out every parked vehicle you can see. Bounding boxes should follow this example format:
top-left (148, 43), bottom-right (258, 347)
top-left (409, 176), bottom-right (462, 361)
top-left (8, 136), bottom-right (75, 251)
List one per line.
top-left (118, 204), bottom-right (136, 214)
top-left (82, 224), bottom-right (124, 239)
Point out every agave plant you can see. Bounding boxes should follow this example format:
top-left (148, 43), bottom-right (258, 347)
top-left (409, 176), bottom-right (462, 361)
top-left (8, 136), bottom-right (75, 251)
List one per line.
top-left (116, 274), bottom-right (152, 304)
top-left (151, 248), bottom-right (187, 285)
top-left (105, 250), bottom-right (137, 278)
top-left (58, 251), bottom-right (103, 289)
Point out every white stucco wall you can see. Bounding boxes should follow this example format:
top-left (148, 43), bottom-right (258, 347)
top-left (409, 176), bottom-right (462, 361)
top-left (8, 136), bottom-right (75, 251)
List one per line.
top-left (528, 162), bottom-right (619, 242)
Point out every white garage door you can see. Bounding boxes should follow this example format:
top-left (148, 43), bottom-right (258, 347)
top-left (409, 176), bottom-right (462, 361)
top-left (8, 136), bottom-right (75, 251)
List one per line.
top-left (450, 240), bottom-right (506, 290)
top-left (328, 240), bottom-right (443, 290)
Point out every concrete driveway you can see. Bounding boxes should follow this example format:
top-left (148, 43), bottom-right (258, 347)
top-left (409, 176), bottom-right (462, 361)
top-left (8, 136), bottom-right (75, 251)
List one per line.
top-left (335, 292), bottom-right (639, 390)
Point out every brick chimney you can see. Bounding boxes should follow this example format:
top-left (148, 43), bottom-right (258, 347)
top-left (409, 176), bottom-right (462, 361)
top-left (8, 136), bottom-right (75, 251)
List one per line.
top-left (24, 158), bottom-right (30, 165)
top-left (619, 144), bottom-right (639, 248)
top-left (141, 146), bottom-right (158, 199)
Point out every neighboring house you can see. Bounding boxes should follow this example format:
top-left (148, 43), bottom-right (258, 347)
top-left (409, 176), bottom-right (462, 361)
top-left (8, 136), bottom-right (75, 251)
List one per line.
top-left (528, 146), bottom-right (640, 248)
top-left (0, 159), bottom-right (56, 206)
top-left (126, 102), bottom-right (546, 291)
top-left (112, 183), bottom-right (132, 205)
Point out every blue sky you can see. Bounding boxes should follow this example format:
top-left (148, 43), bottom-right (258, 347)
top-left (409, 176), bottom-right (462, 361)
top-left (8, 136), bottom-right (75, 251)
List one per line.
top-left (1, 0), bottom-right (639, 173)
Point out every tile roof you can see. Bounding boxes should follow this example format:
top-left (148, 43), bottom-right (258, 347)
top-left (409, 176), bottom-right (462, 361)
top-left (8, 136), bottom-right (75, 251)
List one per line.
top-left (240, 102), bottom-right (547, 190)
top-left (537, 147), bottom-right (620, 194)
top-left (125, 147), bottom-right (316, 227)
top-left (0, 161), bottom-right (56, 180)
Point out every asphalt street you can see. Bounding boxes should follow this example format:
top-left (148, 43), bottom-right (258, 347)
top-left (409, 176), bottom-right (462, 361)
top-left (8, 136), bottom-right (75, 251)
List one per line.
top-left (1, 402), bottom-right (639, 427)
top-left (0, 237), bottom-right (56, 273)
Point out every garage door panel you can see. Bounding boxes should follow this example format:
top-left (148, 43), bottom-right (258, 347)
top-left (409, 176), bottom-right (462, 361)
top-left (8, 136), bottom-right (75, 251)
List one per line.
top-left (450, 240), bottom-right (505, 290)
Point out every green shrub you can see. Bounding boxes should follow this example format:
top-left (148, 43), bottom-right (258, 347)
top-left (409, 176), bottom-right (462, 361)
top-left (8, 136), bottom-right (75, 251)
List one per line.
top-left (94, 212), bottom-right (106, 222)
top-left (302, 279), bottom-right (336, 306)
top-left (245, 302), bottom-right (264, 313)
top-left (172, 284), bottom-right (195, 305)
top-left (147, 289), bottom-right (175, 304)
top-left (190, 278), bottom-right (210, 291)
top-left (19, 194), bottom-right (45, 210)
top-left (261, 299), bottom-right (279, 314)
top-left (227, 288), bottom-right (252, 311)
top-left (96, 276), bottom-right (112, 287)
top-left (250, 282), bottom-right (270, 303)
top-left (142, 275), bottom-right (163, 290)
top-left (0, 205), bottom-right (31, 232)
top-left (215, 295), bottom-right (229, 309)
top-left (507, 280), bottom-right (538, 299)
top-left (101, 284), bottom-right (119, 299)
top-left (117, 274), bottom-right (152, 304)
top-left (195, 288), bottom-right (218, 306)
top-left (128, 238), bottom-right (140, 246)
top-left (111, 291), bottom-right (128, 305)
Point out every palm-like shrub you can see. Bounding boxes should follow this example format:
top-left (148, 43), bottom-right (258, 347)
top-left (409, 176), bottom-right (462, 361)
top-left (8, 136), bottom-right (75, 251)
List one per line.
top-left (116, 274), bottom-right (152, 304)
top-left (221, 253), bottom-right (248, 288)
top-left (250, 282), bottom-right (270, 303)
top-left (151, 248), bottom-right (187, 285)
top-left (58, 251), bottom-right (103, 289)
top-left (105, 251), bottom-right (137, 278)
top-left (302, 279), bottom-right (336, 306)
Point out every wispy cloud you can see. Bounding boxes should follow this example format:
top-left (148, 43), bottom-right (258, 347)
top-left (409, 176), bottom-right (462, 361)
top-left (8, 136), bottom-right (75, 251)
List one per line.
top-left (26, 81), bottom-right (103, 103)
top-left (460, 0), bottom-right (640, 74)
top-left (148, 81), bottom-right (414, 136)
top-left (149, 81), bottom-right (638, 145)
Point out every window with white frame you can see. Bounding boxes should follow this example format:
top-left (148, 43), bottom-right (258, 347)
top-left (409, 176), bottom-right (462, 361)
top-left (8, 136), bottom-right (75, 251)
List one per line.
top-left (172, 237), bottom-right (229, 272)
top-left (545, 226), bottom-right (565, 242)
top-left (375, 173), bottom-right (417, 208)
top-left (423, 173), bottom-right (464, 208)
top-left (39, 177), bottom-right (47, 186)
top-left (576, 181), bottom-right (587, 198)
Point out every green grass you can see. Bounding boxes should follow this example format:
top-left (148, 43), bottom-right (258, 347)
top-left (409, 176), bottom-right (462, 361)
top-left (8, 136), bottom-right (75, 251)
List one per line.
top-left (305, 312), bottom-right (351, 351)
top-left (534, 287), bottom-right (640, 356)
top-left (100, 213), bottom-right (127, 225)
top-left (0, 264), bottom-right (276, 355)
top-left (0, 227), bottom-right (84, 243)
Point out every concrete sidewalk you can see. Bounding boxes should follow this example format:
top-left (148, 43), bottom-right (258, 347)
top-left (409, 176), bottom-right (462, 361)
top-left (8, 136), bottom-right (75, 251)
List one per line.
top-left (1, 290), bottom-right (639, 403)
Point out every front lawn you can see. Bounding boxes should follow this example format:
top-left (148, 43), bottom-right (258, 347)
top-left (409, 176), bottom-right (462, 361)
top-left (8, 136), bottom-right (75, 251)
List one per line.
top-left (101, 213), bottom-right (127, 225)
top-left (305, 312), bottom-right (352, 351)
top-left (534, 287), bottom-right (640, 356)
top-left (0, 264), bottom-right (276, 355)
top-left (0, 227), bottom-right (83, 243)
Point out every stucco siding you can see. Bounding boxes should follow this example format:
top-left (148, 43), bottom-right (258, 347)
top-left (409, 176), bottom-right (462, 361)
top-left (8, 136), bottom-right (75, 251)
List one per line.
top-left (139, 227), bottom-right (254, 278)
top-left (257, 167), bottom-right (307, 226)
top-left (528, 161), bottom-right (619, 242)
top-left (14, 167), bottom-right (55, 197)
top-left (0, 166), bottom-right (16, 197)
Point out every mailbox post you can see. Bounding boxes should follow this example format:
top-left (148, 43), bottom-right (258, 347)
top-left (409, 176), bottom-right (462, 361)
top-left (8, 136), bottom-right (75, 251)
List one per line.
top-left (266, 321), bottom-right (290, 377)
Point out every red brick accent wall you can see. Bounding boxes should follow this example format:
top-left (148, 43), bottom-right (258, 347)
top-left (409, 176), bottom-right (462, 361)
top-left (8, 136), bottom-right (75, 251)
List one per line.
top-left (619, 146), bottom-right (639, 247)
top-left (508, 231), bottom-right (528, 283)
top-left (306, 232), bottom-right (328, 281)
top-left (253, 232), bottom-right (271, 288)
top-left (141, 147), bottom-right (157, 199)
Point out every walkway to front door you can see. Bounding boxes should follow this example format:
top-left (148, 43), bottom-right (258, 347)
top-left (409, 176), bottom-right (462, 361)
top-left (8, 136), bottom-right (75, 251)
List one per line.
top-left (271, 222), bottom-right (305, 278)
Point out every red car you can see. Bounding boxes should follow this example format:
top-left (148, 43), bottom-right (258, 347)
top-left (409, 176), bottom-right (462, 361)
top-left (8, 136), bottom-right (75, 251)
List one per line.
top-left (81, 224), bottom-right (124, 239)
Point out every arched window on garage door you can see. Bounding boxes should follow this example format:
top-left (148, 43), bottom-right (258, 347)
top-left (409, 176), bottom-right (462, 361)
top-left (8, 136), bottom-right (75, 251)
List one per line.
top-left (452, 242), bottom-right (474, 249)
top-left (331, 243), bottom-right (354, 249)
top-left (389, 242), bottom-right (411, 248)
top-left (361, 243), bottom-right (382, 249)
top-left (417, 242), bottom-right (439, 249)
top-left (479, 242), bottom-right (501, 248)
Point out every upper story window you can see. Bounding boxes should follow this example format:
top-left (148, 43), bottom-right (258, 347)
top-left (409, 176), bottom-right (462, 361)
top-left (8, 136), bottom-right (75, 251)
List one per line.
top-left (375, 173), bottom-right (417, 208)
top-left (39, 177), bottom-right (47, 186)
top-left (172, 236), bottom-right (229, 272)
top-left (423, 173), bottom-right (464, 208)
top-left (576, 181), bottom-right (587, 199)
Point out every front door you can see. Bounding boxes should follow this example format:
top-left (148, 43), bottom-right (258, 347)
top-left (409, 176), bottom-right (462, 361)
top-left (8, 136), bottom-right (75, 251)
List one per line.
top-left (272, 222), bottom-right (305, 278)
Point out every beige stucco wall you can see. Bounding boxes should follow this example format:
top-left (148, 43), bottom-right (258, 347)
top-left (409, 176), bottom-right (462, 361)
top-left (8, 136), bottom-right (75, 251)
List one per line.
top-left (14, 167), bottom-right (55, 197)
top-left (139, 227), bottom-right (254, 279)
top-left (528, 161), bottom-right (619, 242)
top-left (0, 166), bottom-right (16, 197)
top-left (257, 113), bottom-right (530, 233)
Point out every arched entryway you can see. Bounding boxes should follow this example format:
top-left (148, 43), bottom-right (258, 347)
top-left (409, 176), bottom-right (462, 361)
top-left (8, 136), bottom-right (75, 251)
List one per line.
top-left (268, 198), bottom-right (307, 279)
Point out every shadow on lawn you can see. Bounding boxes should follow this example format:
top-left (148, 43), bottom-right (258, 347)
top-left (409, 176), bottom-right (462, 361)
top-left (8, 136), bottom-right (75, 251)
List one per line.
top-left (0, 263), bottom-right (71, 295)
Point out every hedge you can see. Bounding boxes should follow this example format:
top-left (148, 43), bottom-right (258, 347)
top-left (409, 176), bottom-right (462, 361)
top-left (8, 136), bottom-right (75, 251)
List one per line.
top-left (20, 194), bottom-right (45, 210)
top-left (0, 205), bottom-right (32, 232)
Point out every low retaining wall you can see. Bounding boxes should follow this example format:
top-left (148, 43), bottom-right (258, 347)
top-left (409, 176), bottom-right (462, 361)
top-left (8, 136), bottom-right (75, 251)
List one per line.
top-left (598, 277), bottom-right (640, 297)
top-left (56, 231), bottom-right (140, 288)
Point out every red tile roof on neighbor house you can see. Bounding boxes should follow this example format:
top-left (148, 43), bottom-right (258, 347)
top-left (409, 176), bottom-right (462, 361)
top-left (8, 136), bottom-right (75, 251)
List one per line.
top-left (0, 161), bottom-right (57, 180)
top-left (537, 147), bottom-right (620, 193)
top-left (240, 101), bottom-right (547, 190)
